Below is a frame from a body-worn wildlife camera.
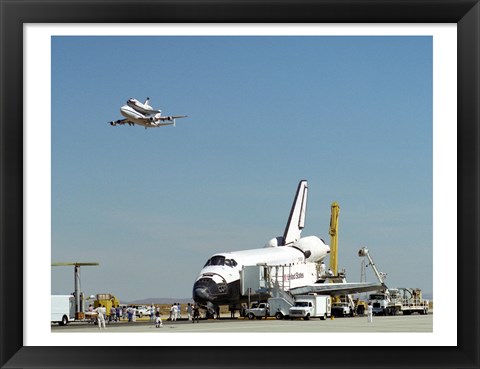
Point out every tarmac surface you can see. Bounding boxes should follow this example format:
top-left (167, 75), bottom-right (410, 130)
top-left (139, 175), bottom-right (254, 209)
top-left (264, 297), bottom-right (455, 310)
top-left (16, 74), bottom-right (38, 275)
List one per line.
top-left (52, 312), bottom-right (433, 333)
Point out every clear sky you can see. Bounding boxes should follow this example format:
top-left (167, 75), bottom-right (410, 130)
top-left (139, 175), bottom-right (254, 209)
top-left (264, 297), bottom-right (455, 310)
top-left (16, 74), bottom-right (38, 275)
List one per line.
top-left (51, 36), bottom-right (432, 302)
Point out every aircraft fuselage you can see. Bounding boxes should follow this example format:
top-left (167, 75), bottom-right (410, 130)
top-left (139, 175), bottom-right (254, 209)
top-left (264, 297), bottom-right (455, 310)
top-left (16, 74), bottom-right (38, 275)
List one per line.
top-left (120, 105), bottom-right (161, 128)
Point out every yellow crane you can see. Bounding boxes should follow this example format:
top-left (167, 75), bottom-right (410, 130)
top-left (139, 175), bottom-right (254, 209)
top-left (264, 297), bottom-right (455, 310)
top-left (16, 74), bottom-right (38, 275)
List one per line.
top-left (328, 202), bottom-right (341, 307)
top-left (329, 202), bottom-right (340, 276)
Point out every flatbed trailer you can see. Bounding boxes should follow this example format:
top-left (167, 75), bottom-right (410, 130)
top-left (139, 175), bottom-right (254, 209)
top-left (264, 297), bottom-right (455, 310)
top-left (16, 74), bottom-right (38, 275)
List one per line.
top-left (399, 288), bottom-right (429, 315)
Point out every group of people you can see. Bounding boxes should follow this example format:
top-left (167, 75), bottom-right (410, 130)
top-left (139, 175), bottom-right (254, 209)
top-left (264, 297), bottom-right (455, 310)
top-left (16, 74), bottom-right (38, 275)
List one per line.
top-left (168, 302), bottom-right (200, 323)
top-left (152, 302), bottom-right (201, 326)
top-left (90, 302), bottom-right (204, 329)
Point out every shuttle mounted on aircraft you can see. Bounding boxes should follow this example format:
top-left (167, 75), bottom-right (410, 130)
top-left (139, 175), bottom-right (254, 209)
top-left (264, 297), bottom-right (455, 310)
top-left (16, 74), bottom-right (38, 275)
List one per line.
top-left (109, 97), bottom-right (188, 129)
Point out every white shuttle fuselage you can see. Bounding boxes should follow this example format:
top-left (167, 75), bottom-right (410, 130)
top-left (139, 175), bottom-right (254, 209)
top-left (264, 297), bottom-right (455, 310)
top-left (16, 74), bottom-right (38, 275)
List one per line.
top-left (192, 181), bottom-right (330, 310)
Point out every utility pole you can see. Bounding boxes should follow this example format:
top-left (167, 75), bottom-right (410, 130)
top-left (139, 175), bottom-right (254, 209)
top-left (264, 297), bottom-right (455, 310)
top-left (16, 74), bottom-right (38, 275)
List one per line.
top-left (52, 262), bottom-right (99, 319)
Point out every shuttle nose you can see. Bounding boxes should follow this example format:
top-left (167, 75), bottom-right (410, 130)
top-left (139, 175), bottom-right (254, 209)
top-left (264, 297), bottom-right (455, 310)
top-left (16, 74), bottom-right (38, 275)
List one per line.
top-left (193, 287), bottom-right (211, 301)
top-left (193, 276), bottom-right (228, 303)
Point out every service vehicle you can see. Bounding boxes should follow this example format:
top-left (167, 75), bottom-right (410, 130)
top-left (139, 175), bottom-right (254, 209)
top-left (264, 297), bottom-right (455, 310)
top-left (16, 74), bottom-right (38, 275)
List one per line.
top-left (331, 302), bottom-right (354, 317)
top-left (330, 294), bottom-right (356, 317)
top-left (398, 288), bottom-right (429, 315)
top-left (289, 294), bottom-right (331, 320)
top-left (51, 295), bottom-right (76, 326)
top-left (267, 297), bottom-right (293, 320)
top-left (136, 306), bottom-right (153, 317)
top-left (368, 292), bottom-right (401, 316)
top-left (245, 302), bottom-right (269, 319)
top-left (368, 288), bottom-right (429, 315)
top-left (94, 293), bottom-right (120, 318)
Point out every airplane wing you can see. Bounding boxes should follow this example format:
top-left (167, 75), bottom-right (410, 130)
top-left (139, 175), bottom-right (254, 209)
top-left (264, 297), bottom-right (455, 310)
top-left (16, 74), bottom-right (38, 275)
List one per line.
top-left (155, 122), bottom-right (175, 127)
top-left (282, 180), bottom-right (308, 245)
top-left (157, 115), bottom-right (188, 121)
top-left (109, 119), bottom-right (133, 126)
top-left (289, 282), bottom-right (386, 296)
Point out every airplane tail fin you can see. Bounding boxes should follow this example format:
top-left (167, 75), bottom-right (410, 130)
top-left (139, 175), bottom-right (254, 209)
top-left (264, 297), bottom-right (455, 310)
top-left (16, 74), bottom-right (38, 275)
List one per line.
top-left (144, 97), bottom-right (150, 107)
top-left (282, 180), bottom-right (308, 245)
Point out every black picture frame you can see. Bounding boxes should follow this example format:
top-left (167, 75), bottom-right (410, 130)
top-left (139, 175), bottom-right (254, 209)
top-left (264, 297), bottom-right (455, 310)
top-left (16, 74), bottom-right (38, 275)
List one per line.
top-left (1, 1), bottom-right (478, 368)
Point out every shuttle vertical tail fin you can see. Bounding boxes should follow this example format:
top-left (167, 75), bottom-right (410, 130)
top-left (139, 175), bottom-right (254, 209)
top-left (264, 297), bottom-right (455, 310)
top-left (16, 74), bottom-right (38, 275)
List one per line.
top-left (283, 180), bottom-right (308, 245)
top-left (144, 97), bottom-right (150, 107)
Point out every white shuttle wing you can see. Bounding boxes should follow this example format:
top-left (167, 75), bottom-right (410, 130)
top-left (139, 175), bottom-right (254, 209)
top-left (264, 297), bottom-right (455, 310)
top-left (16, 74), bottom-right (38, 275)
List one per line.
top-left (289, 282), bottom-right (386, 296)
top-left (283, 180), bottom-right (308, 245)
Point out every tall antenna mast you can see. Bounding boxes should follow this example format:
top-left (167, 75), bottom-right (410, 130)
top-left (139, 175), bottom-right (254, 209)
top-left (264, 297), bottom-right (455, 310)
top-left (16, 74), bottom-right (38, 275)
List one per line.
top-left (52, 262), bottom-right (99, 317)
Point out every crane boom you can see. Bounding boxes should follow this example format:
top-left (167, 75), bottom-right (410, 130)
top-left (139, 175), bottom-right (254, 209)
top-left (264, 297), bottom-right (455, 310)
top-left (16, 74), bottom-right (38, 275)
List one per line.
top-left (358, 247), bottom-right (385, 285)
top-left (329, 202), bottom-right (340, 275)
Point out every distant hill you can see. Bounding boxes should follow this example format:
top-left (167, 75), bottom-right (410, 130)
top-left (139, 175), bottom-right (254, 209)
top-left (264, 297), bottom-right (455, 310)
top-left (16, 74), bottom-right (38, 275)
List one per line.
top-left (125, 297), bottom-right (194, 305)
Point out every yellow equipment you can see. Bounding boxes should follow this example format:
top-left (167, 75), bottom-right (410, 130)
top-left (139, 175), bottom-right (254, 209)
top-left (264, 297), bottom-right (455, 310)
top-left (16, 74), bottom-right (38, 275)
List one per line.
top-left (329, 202), bottom-right (340, 275)
top-left (94, 293), bottom-right (120, 317)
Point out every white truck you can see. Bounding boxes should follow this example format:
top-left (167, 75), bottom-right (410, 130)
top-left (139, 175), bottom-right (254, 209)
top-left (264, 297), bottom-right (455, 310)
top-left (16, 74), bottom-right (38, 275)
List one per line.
top-left (368, 292), bottom-right (400, 316)
top-left (51, 295), bottom-right (76, 326)
top-left (245, 302), bottom-right (269, 320)
top-left (331, 302), bottom-right (354, 317)
top-left (368, 288), bottom-right (429, 316)
top-left (289, 294), bottom-right (331, 320)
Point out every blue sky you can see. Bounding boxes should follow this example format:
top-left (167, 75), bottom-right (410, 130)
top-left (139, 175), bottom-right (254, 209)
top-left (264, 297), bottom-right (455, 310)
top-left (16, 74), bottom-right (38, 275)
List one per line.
top-left (51, 36), bottom-right (432, 302)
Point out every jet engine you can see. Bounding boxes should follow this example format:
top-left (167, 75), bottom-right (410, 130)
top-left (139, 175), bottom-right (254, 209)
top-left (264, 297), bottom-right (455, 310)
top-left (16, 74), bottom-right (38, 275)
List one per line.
top-left (149, 113), bottom-right (162, 122)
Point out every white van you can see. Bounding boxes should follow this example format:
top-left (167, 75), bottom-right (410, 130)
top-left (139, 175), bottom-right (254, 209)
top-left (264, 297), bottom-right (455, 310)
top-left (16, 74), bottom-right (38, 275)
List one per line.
top-left (289, 294), bottom-right (331, 320)
top-left (51, 295), bottom-right (76, 325)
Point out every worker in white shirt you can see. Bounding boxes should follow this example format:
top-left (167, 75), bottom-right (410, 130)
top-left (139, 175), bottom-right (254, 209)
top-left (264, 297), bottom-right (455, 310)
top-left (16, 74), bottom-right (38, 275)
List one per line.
top-left (96, 305), bottom-right (106, 329)
top-left (367, 303), bottom-right (373, 323)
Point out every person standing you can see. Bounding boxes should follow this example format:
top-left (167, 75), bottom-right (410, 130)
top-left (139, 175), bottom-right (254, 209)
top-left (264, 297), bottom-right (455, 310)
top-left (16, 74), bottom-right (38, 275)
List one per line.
top-left (187, 303), bottom-right (192, 321)
top-left (96, 305), bottom-right (106, 329)
top-left (169, 304), bottom-right (176, 321)
top-left (150, 304), bottom-right (155, 322)
top-left (319, 261), bottom-right (326, 277)
top-left (367, 303), bottom-right (373, 323)
top-left (110, 306), bottom-right (116, 322)
top-left (155, 309), bottom-right (163, 328)
top-left (172, 303), bottom-right (178, 321)
top-left (116, 306), bottom-right (121, 321)
top-left (192, 304), bottom-right (200, 323)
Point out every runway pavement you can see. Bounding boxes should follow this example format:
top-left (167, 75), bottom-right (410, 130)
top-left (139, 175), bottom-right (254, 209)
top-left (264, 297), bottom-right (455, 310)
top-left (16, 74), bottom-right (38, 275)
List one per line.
top-left (52, 312), bottom-right (432, 333)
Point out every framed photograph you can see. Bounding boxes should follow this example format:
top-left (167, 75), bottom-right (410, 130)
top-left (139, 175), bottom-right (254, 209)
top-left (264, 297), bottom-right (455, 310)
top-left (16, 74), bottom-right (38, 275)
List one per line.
top-left (1, 0), bottom-right (478, 368)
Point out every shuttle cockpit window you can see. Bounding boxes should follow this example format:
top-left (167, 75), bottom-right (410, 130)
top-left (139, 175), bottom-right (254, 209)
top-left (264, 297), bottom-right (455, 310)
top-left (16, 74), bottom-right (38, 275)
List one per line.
top-left (204, 256), bottom-right (225, 266)
top-left (225, 259), bottom-right (238, 267)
